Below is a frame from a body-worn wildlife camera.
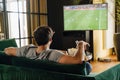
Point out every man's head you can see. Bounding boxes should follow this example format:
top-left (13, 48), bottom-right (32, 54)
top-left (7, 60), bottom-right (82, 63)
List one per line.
top-left (33, 26), bottom-right (54, 46)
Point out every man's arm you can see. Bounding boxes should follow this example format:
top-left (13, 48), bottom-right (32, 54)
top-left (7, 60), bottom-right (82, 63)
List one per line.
top-left (4, 47), bottom-right (17, 56)
top-left (58, 41), bottom-right (88, 64)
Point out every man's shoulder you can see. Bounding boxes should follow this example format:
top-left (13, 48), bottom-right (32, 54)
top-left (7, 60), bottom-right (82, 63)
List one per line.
top-left (21, 44), bottom-right (37, 50)
top-left (23, 44), bottom-right (36, 48)
top-left (28, 44), bottom-right (37, 48)
top-left (48, 49), bottom-right (64, 54)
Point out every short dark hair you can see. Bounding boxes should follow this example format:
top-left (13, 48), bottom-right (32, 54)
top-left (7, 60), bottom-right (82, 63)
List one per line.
top-left (33, 26), bottom-right (54, 46)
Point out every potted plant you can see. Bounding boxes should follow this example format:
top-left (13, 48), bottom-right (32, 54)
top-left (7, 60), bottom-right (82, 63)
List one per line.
top-left (114, 1), bottom-right (120, 61)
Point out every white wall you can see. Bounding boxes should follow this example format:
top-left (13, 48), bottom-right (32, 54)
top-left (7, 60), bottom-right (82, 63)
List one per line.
top-left (93, 0), bottom-right (115, 60)
top-left (103, 0), bottom-right (115, 49)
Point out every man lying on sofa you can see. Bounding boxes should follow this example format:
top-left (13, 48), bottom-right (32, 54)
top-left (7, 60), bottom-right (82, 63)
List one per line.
top-left (4, 26), bottom-right (92, 74)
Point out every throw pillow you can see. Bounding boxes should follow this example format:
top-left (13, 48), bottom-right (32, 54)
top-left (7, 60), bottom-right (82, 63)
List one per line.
top-left (0, 38), bottom-right (17, 51)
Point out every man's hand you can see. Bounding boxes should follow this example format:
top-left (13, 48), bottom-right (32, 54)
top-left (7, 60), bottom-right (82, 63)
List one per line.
top-left (4, 47), bottom-right (17, 56)
top-left (76, 40), bottom-right (90, 50)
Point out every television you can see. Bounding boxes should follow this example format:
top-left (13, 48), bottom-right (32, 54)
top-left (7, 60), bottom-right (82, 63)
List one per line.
top-left (63, 3), bottom-right (108, 31)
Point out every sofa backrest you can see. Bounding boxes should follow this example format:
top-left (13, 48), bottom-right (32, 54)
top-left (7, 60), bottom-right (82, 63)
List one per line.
top-left (12, 57), bottom-right (87, 75)
top-left (0, 63), bottom-right (95, 80)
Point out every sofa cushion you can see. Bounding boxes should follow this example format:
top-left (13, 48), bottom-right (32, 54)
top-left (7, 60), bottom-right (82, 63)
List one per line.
top-left (0, 38), bottom-right (17, 51)
top-left (12, 57), bottom-right (87, 75)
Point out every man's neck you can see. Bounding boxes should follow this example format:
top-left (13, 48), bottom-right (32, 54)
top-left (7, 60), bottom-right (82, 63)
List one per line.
top-left (36, 45), bottom-right (49, 54)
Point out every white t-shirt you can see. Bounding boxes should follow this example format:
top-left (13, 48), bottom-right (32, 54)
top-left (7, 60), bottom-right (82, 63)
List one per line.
top-left (16, 44), bottom-right (63, 62)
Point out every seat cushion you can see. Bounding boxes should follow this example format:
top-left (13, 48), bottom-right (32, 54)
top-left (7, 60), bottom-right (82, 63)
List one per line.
top-left (0, 38), bottom-right (17, 51)
top-left (12, 57), bottom-right (87, 75)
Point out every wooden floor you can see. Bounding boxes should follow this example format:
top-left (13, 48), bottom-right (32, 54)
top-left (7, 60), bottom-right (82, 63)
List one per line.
top-left (90, 54), bottom-right (120, 73)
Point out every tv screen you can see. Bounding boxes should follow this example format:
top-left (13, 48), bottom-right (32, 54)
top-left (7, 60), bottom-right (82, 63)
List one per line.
top-left (63, 3), bottom-right (108, 31)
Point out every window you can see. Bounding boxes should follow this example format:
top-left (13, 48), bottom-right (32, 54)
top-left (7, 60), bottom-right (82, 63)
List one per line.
top-left (0, 0), bottom-right (3, 32)
top-left (0, 0), bottom-right (48, 47)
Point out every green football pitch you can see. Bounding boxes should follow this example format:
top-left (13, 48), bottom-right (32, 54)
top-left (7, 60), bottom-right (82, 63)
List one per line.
top-left (64, 9), bottom-right (107, 30)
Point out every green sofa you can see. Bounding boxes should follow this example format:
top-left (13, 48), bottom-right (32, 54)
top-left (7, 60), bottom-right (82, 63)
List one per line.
top-left (0, 39), bottom-right (95, 80)
top-left (95, 64), bottom-right (120, 80)
top-left (0, 39), bottom-right (120, 80)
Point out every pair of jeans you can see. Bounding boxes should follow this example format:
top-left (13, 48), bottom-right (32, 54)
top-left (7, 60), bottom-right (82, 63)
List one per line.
top-left (85, 62), bottom-right (92, 75)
